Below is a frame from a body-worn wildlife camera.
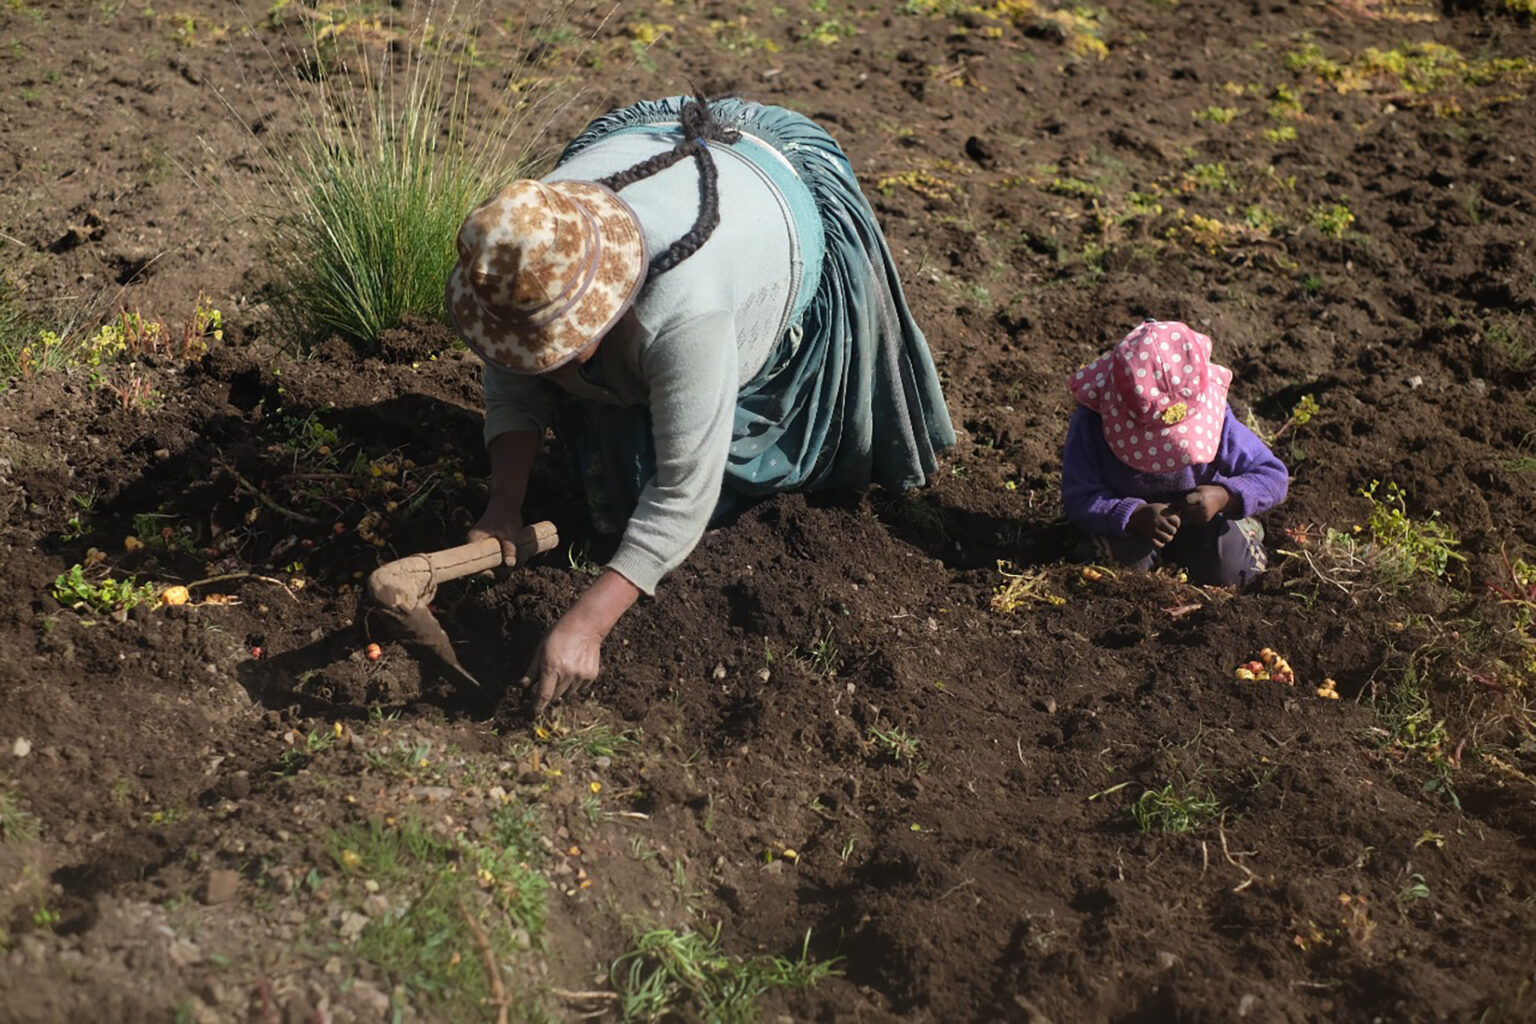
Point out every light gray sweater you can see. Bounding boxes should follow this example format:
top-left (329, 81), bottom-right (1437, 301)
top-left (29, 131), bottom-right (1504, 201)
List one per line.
top-left (482, 132), bottom-right (807, 594)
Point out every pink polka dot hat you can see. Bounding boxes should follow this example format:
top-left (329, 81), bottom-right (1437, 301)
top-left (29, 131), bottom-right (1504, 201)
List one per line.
top-left (1068, 320), bottom-right (1233, 472)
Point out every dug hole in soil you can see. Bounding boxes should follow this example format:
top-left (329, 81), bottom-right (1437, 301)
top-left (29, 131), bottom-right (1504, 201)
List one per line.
top-left (2, 1), bottom-right (1536, 1022)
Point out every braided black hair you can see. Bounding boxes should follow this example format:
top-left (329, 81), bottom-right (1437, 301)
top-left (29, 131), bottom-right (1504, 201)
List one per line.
top-left (597, 97), bottom-right (740, 279)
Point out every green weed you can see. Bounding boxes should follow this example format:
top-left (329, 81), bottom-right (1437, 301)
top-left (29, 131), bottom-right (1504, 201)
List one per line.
top-left (566, 541), bottom-right (603, 577)
top-left (1282, 482), bottom-right (1462, 599)
top-left (1186, 162), bottom-right (1235, 191)
top-left (1396, 873), bottom-right (1431, 908)
top-left (550, 721), bottom-right (640, 759)
top-left (490, 802), bottom-right (548, 865)
top-left (1310, 202), bottom-right (1355, 238)
top-left (52, 564), bottom-right (158, 615)
top-left (1267, 84), bottom-right (1305, 121)
top-left (1130, 782), bottom-right (1221, 834)
top-left (867, 723), bottom-right (923, 769)
top-left (611, 926), bottom-right (840, 1024)
top-left (1195, 105), bottom-right (1240, 124)
top-left (1360, 480), bottom-right (1463, 583)
top-left (805, 628), bottom-right (840, 681)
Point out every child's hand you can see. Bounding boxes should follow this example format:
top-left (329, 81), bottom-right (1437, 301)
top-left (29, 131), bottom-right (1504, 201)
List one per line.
top-left (1128, 502), bottom-right (1181, 548)
top-left (1176, 485), bottom-right (1231, 526)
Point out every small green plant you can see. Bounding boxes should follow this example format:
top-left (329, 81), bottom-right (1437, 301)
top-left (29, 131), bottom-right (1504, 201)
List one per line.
top-left (867, 723), bottom-right (922, 768)
top-left (490, 802), bottom-right (548, 865)
top-left (1396, 872), bottom-right (1431, 908)
top-left (1284, 482), bottom-right (1464, 599)
top-left (59, 490), bottom-right (96, 542)
top-left (31, 900), bottom-right (60, 931)
top-left (567, 541), bottom-right (603, 577)
top-left (1263, 393), bottom-right (1319, 445)
top-left (610, 925), bottom-right (840, 1024)
top-left (1130, 782), bottom-right (1221, 834)
top-left (1195, 105), bottom-right (1240, 124)
top-left (131, 511), bottom-right (197, 553)
top-left (52, 564), bottom-right (159, 615)
top-left (1361, 480), bottom-right (1463, 583)
top-left (1310, 202), bottom-right (1355, 238)
top-left (805, 627), bottom-right (839, 681)
top-left (0, 272), bottom-right (43, 383)
top-left (1186, 162), bottom-right (1236, 191)
top-left (0, 788), bottom-right (41, 841)
top-left (1264, 124), bottom-right (1298, 143)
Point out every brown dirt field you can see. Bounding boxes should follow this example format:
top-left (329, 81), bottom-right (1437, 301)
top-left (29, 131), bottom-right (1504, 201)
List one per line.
top-left (3, 1), bottom-right (1536, 1022)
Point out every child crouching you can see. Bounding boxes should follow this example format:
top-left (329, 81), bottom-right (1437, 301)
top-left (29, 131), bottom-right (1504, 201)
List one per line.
top-left (1060, 320), bottom-right (1288, 588)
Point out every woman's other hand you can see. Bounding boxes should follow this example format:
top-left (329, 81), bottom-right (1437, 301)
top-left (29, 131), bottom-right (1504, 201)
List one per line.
top-left (1128, 502), bottom-right (1181, 548)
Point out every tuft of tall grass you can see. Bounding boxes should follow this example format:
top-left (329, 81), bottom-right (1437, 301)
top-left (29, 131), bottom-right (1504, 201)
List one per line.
top-left (263, 6), bottom-right (570, 351)
top-left (0, 271), bottom-right (32, 383)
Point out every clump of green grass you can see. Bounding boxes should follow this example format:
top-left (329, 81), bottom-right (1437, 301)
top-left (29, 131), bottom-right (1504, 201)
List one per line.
top-left (326, 814), bottom-right (548, 1018)
top-left (1130, 782), bottom-right (1222, 834)
top-left (0, 788), bottom-right (41, 842)
top-left (0, 272), bottom-right (37, 382)
top-left (611, 926), bottom-right (840, 1024)
top-left (264, 16), bottom-right (556, 351)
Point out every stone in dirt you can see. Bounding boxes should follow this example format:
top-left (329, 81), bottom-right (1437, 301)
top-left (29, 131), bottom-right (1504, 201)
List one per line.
top-left (201, 869), bottom-right (240, 905)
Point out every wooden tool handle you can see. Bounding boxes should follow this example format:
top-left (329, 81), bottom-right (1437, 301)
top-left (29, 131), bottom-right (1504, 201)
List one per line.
top-left (415, 521), bottom-right (560, 577)
top-left (367, 521), bottom-right (560, 611)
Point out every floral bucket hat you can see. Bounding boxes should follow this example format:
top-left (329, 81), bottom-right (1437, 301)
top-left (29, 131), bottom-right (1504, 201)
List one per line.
top-left (446, 179), bottom-right (648, 374)
top-left (1068, 320), bottom-right (1232, 471)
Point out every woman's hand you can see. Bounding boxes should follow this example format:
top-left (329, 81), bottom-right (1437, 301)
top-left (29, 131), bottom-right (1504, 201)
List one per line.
top-left (468, 430), bottom-right (541, 564)
top-left (1128, 502), bottom-right (1181, 548)
top-left (1176, 484), bottom-right (1231, 526)
top-left (522, 612), bottom-right (605, 711)
top-left (523, 569), bottom-right (641, 714)
top-left (467, 494), bottom-right (525, 566)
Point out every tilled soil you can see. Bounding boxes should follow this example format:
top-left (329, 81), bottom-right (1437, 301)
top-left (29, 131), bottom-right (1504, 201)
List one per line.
top-left (3, 2), bottom-right (1536, 1022)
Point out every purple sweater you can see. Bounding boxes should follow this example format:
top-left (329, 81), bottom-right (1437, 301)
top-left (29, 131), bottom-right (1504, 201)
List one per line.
top-left (1061, 406), bottom-right (1289, 537)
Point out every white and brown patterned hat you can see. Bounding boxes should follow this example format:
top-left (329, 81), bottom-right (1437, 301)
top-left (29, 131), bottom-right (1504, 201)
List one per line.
top-left (446, 179), bottom-right (648, 373)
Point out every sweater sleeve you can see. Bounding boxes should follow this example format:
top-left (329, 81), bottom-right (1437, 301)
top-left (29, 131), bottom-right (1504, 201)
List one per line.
top-left (604, 310), bottom-right (737, 596)
top-left (481, 359), bottom-right (561, 446)
top-left (1210, 409), bottom-right (1290, 519)
top-left (1060, 407), bottom-right (1144, 536)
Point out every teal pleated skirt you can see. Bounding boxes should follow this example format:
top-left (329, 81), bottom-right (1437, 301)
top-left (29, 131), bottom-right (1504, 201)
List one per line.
top-left (555, 96), bottom-right (956, 531)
